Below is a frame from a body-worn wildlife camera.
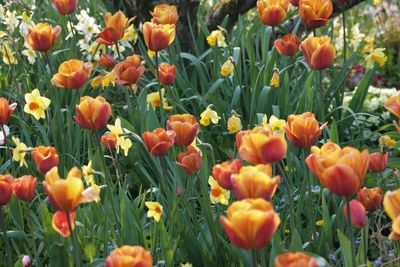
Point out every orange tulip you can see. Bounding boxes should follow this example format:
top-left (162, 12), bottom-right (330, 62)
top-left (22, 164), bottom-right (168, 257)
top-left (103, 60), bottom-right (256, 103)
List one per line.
top-left (31, 146), bottom-right (60, 174)
top-left (212, 159), bottom-right (242, 190)
top-left (159, 64), bottom-right (176, 86)
top-left (299, 0), bottom-right (333, 29)
top-left (231, 164), bottom-right (280, 201)
top-left (52, 210), bottom-right (75, 237)
top-left (289, 0), bottom-right (300, 6)
top-left (176, 146), bottom-right (202, 175)
top-left (236, 125), bottom-right (287, 164)
top-left (257, 0), bottom-right (289, 26)
top-left (220, 198), bottom-right (280, 249)
top-left (25, 23), bottom-right (61, 52)
top-left (98, 54), bottom-right (116, 68)
top-left (105, 246), bottom-right (153, 267)
top-left (384, 189), bottom-right (400, 240)
top-left (285, 112), bottom-right (324, 148)
top-left (0, 174), bottom-right (14, 206)
top-left (12, 175), bottom-right (38, 202)
top-left (97, 11), bottom-right (135, 45)
top-left (274, 34), bottom-right (300, 57)
top-left (142, 22), bottom-right (176, 52)
top-left (357, 187), bottom-right (383, 212)
top-left (114, 55), bottom-right (145, 86)
top-left (74, 96), bottom-right (111, 130)
top-left (51, 59), bottom-right (93, 89)
top-left (384, 95), bottom-right (400, 118)
top-left (101, 133), bottom-right (118, 150)
top-left (368, 152), bottom-right (388, 173)
top-left (142, 128), bottom-right (175, 156)
top-left (0, 98), bottom-right (17, 125)
top-left (52, 0), bottom-right (78, 16)
top-left (166, 114), bottom-right (199, 146)
top-left (301, 36), bottom-right (335, 70)
top-left (343, 199), bottom-right (367, 228)
top-left (305, 142), bottom-right (369, 196)
top-left (151, 4), bottom-right (179, 25)
top-left (275, 252), bottom-right (318, 267)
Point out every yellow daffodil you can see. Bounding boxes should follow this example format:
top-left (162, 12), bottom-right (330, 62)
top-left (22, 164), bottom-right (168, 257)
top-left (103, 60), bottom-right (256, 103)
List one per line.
top-left (147, 50), bottom-right (155, 58)
top-left (220, 58), bottom-right (234, 77)
top-left (206, 30), bottom-right (227, 48)
top-left (315, 219), bottom-right (324, 227)
top-left (147, 88), bottom-right (173, 111)
top-left (379, 135), bottom-right (396, 149)
top-left (227, 113), bottom-right (242, 134)
top-left (271, 69), bottom-right (280, 88)
top-left (123, 25), bottom-right (138, 43)
top-left (208, 176), bottom-right (230, 205)
top-left (90, 71), bottom-right (116, 89)
top-left (200, 106), bottom-right (220, 126)
top-left (82, 160), bottom-right (101, 202)
top-left (24, 89), bottom-right (51, 120)
top-left (373, 0), bottom-right (382, 6)
top-left (12, 137), bottom-right (28, 167)
top-left (107, 118), bottom-right (133, 156)
top-left (362, 36), bottom-right (374, 54)
top-left (365, 48), bottom-right (387, 69)
top-left (1, 44), bottom-right (17, 65)
top-left (145, 201), bottom-right (163, 222)
top-left (181, 263), bottom-right (193, 267)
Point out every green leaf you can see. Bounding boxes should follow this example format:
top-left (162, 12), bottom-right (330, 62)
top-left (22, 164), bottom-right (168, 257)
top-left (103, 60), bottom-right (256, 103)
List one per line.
top-left (120, 193), bottom-right (137, 246)
top-left (337, 229), bottom-right (353, 267)
top-left (289, 228), bottom-right (303, 252)
top-left (330, 119), bottom-right (339, 143)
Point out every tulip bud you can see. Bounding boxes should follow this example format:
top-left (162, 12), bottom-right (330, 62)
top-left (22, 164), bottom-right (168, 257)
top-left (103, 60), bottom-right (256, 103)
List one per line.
top-left (32, 146), bottom-right (60, 174)
top-left (52, 0), bottom-right (78, 16)
top-left (142, 22), bottom-right (176, 52)
top-left (142, 128), bottom-right (175, 156)
top-left (212, 159), bottom-right (242, 190)
top-left (51, 59), bottom-right (93, 89)
top-left (257, 0), bottom-right (289, 26)
top-left (274, 34), bottom-right (300, 57)
top-left (299, 0), bottom-right (333, 29)
top-left (25, 23), bottom-right (61, 52)
top-left (343, 200), bottom-right (367, 228)
top-left (285, 112), bottom-right (324, 148)
top-left (151, 4), bottom-right (179, 25)
top-left (22, 255), bottom-right (32, 267)
top-left (166, 114), bottom-right (199, 146)
top-left (98, 54), bottom-right (116, 68)
top-left (114, 55), bottom-right (145, 86)
top-left (101, 133), bottom-right (118, 150)
top-left (12, 175), bottom-right (38, 202)
top-left (357, 187), bottom-right (383, 212)
top-left (301, 36), bottom-right (335, 70)
top-left (384, 95), bottom-right (400, 118)
top-left (74, 96), bottom-right (112, 130)
top-left (0, 174), bottom-right (14, 206)
top-left (275, 252), bottom-right (318, 267)
top-left (158, 64), bottom-right (176, 86)
top-left (368, 152), bottom-right (388, 173)
top-left (105, 246), bottom-right (153, 267)
top-left (0, 97), bottom-right (17, 125)
top-left (176, 146), bottom-right (202, 175)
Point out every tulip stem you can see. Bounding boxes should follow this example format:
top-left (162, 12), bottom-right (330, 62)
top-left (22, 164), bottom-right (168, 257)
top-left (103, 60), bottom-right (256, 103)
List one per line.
top-left (154, 51), bottom-right (165, 124)
top-left (0, 206), bottom-right (12, 267)
top-left (317, 70), bottom-right (325, 122)
top-left (276, 163), bottom-right (295, 233)
top-left (345, 196), bottom-right (357, 267)
top-left (115, 42), bottom-right (122, 61)
top-left (1, 124), bottom-right (10, 156)
top-left (44, 51), bottom-right (54, 75)
top-left (67, 15), bottom-right (76, 38)
top-left (66, 211), bottom-right (81, 267)
top-left (252, 249), bottom-right (257, 267)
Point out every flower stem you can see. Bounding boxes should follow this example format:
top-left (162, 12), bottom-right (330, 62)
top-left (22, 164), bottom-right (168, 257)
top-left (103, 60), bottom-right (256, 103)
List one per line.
top-left (115, 42), bottom-right (122, 61)
top-left (44, 51), bottom-right (54, 75)
top-left (1, 206), bottom-right (12, 267)
top-left (66, 211), bottom-right (81, 267)
top-left (1, 124), bottom-right (9, 156)
top-left (317, 70), bottom-right (325, 122)
top-left (345, 196), bottom-right (357, 267)
top-left (154, 51), bottom-right (165, 124)
top-left (276, 162), bottom-right (295, 233)
top-left (252, 249), bottom-right (257, 267)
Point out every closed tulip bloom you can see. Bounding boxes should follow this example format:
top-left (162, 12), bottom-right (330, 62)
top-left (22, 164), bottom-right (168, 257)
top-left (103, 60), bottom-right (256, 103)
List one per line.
top-left (212, 159), bottom-right (242, 190)
top-left (101, 133), bottom-right (118, 150)
top-left (159, 64), bottom-right (176, 86)
top-left (74, 96), bottom-right (112, 130)
top-left (384, 189), bottom-right (400, 240)
top-left (275, 252), bottom-right (318, 267)
top-left (51, 59), bottom-right (93, 89)
top-left (105, 246), bottom-right (153, 267)
top-left (236, 125), bottom-right (287, 164)
top-left (151, 4), bottom-right (179, 25)
top-left (220, 198), bottom-right (280, 249)
top-left (166, 114), bottom-right (199, 146)
top-left (274, 34), bottom-right (300, 57)
top-left (343, 200), bottom-right (367, 228)
top-left (289, 0), bottom-right (300, 6)
top-left (25, 23), bottom-right (61, 52)
top-left (176, 146), bottom-right (202, 175)
top-left (357, 187), bottom-right (383, 212)
top-left (305, 142), bottom-right (369, 196)
top-left (114, 55), bottom-right (145, 86)
top-left (0, 174), bottom-right (14, 206)
top-left (231, 164), bottom-right (280, 201)
top-left (142, 128), bottom-right (175, 156)
top-left (301, 36), bottom-right (335, 70)
top-left (97, 11), bottom-right (135, 45)
top-left (285, 112), bottom-right (324, 148)
top-left (52, 0), bottom-right (78, 16)
top-left (257, 0), bottom-right (289, 26)
top-left (52, 210), bottom-right (75, 237)
top-left (31, 146), bottom-right (60, 174)
top-left (12, 175), bottom-right (38, 202)
top-left (299, 0), bottom-right (333, 29)
top-left (384, 95), bottom-right (400, 118)
top-left (368, 152), bottom-right (388, 173)
top-left (142, 22), bottom-right (176, 52)
top-left (0, 97), bottom-right (17, 125)
top-left (98, 54), bottom-right (116, 68)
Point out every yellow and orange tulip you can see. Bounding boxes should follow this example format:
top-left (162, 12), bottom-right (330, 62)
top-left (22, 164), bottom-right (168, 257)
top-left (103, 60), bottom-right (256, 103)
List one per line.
top-left (285, 112), bottom-right (324, 148)
top-left (159, 64), bottom-right (176, 86)
top-left (257, 0), bottom-right (289, 26)
top-left (176, 146), bottom-right (202, 175)
top-left (51, 59), bottom-right (93, 89)
top-left (25, 23), bottom-right (61, 52)
top-left (166, 114), bottom-right (199, 146)
top-left (357, 187), bottom-right (383, 212)
top-left (299, 0), bottom-right (333, 29)
top-left (343, 199), bottom-right (367, 228)
top-left (98, 54), bottom-right (116, 68)
top-left (74, 96), bottom-right (112, 130)
top-left (368, 152), bottom-right (388, 173)
top-left (384, 95), bottom-right (400, 118)
top-left (142, 128), bottom-right (175, 156)
top-left (275, 252), bottom-right (318, 267)
top-left (114, 55), bottom-right (145, 86)
top-left (142, 22), bottom-right (176, 52)
top-left (105, 246), bottom-right (153, 267)
top-left (97, 11), bottom-right (135, 45)
top-left (301, 36), bottom-right (335, 70)
top-left (0, 174), bottom-right (14, 206)
top-left (0, 98), bottom-right (17, 125)
top-left (274, 34), bottom-right (300, 57)
top-left (52, 0), bottom-right (78, 16)
top-left (101, 133), bottom-right (118, 150)
top-left (12, 175), bottom-right (37, 202)
top-left (52, 210), bottom-right (75, 237)
top-left (384, 189), bottom-right (400, 240)
top-left (31, 146), bottom-right (59, 174)
top-left (212, 159), bottom-right (242, 190)
top-left (151, 4), bottom-right (179, 25)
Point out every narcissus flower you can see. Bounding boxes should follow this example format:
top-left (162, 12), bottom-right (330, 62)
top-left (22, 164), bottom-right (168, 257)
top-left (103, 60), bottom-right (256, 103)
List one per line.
top-left (98, 54), bottom-right (116, 68)
top-left (176, 146), bottom-right (202, 175)
top-left (227, 113), bottom-right (242, 134)
top-left (145, 201), bottom-right (163, 222)
top-left (200, 106), bottom-right (220, 126)
top-left (151, 4), bottom-right (179, 25)
top-left (384, 189), bottom-right (400, 240)
top-left (263, 115), bottom-right (286, 134)
top-left (51, 59), bottom-right (93, 89)
top-left (0, 97), bottom-right (17, 125)
top-left (274, 34), bottom-right (300, 57)
top-left (25, 23), bottom-right (61, 52)
top-left (368, 152), bottom-right (388, 173)
top-left (207, 30), bottom-right (227, 48)
top-left (212, 159), bottom-right (242, 190)
top-left (365, 48), bottom-right (387, 69)
top-left (306, 142), bottom-right (369, 196)
top-left (52, 0), bottom-right (78, 16)
top-left (270, 69), bottom-right (280, 88)
top-left (285, 112), bottom-right (325, 148)
top-left (343, 200), bottom-right (367, 228)
top-left (166, 114), bottom-right (199, 146)
top-left (114, 55), bottom-right (145, 86)
top-left (231, 164), bottom-right (280, 200)
top-left (52, 210), bottom-right (75, 237)
top-left (105, 246), bottom-right (153, 267)
top-left (12, 137), bottom-right (28, 167)
top-left (44, 167), bottom-right (100, 212)
top-left (32, 146), bottom-right (59, 174)
top-left (257, 0), bottom-right (289, 26)
top-left (106, 118), bottom-right (133, 156)
top-left (301, 36), bottom-right (335, 70)
top-left (90, 71), bottom-right (116, 89)
top-left (12, 175), bottom-right (37, 202)
top-left (384, 95), bottom-right (400, 118)
top-left (275, 252), bottom-right (318, 267)
top-left (357, 187), bottom-right (383, 212)
top-left (159, 64), bottom-right (176, 86)
top-left (0, 174), bottom-right (14, 205)
top-left (142, 128), bottom-right (175, 156)
top-left (74, 96), bottom-right (112, 130)
top-left (379, 135), bottom-right (396, 149)
top-left (147, 88), bottom-right (173, 111)
top-left (24, 89), bottom-right (51, 120)
top-left (220, 198), bottom-right (280, 249)
top-left (97, 11), bottom-right (135, 45)
top-left (123, 25), bottom-right (138, 42)
top-left (142, 22), bottom-right (176, 52)
top-left (220, 58), bottom-right (234, 77)
top-left (299, 0), bottom-right (333, 29)
top-left (208, 176), bottom-right (230, 205)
